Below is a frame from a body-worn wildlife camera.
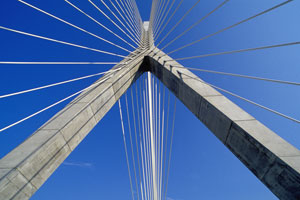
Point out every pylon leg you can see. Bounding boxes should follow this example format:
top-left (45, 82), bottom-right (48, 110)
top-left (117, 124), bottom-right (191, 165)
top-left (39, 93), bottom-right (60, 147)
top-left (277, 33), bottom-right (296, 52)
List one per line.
top-left (0, 49), bottom-right (147, 200)
top-left (146, 48), bottom-right (300, 200)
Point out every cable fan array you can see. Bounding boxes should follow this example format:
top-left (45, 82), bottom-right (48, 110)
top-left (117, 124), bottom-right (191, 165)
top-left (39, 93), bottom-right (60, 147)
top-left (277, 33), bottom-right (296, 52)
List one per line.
top-left (118, 73), bottom-right (176, 200)
top-left (0, 0), bottom-right (299, 135)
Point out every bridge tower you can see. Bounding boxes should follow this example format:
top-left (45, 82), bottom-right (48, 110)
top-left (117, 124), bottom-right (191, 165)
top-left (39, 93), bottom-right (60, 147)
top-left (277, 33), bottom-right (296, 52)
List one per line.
top-left (0, 17), bottom-right (300, 200)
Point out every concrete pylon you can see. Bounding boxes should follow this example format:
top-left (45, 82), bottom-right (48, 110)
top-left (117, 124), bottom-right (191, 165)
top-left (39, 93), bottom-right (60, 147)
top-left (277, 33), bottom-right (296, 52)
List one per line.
top-left (0, 23), bottom-right (300, 200)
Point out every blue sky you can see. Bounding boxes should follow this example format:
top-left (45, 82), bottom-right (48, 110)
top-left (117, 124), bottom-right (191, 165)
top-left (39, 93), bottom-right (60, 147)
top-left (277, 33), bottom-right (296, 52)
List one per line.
top-left (0, 0), bottom-right (300, 199)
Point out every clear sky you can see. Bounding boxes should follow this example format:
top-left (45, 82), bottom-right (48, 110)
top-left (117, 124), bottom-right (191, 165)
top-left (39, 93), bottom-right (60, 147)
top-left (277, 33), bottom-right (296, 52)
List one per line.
top-left (0, 0), bottom-right (300, 199)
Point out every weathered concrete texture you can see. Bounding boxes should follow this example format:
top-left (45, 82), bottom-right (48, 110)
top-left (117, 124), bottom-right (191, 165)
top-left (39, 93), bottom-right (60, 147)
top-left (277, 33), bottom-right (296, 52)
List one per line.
top-left (146, 48), bottom-right (300, 200)
top-left (0, 48), bottom-right (149, 200)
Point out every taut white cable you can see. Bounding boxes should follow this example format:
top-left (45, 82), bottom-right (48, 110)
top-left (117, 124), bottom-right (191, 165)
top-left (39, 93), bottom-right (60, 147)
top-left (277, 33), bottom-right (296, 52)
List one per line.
top-left (125, 93), bottom-right (140, 200)
top-left (64, 0), bottom-right (136, 49)
top-left (153, 76), bottom-right (158, 200)
top-left (143, 78), bottom-right (152, 200)
top-left (109, 0), bottom-right (140, 43)
top-left (120, 0), bottom-right (141, 34)
top-left (0, 25), bottom-right (127, 58)
top-left (154, 0), bottom-right (175, 38)
top-left (149, 0), bottom-right (158, 31)
top-left (0, 62), bottom-right (122, 65)
top-left (157, 80), bottom-right (162, 199)
top-left (156, 0), bottom-right (201, 48)
top-left (173, 66), bottom-right (300, 86)
top-left (142, 83), bottom-right (150, 199)
top-left (167, 0), bottom-right (294, 55)
top-left (153, 0), bottom-right (161, 31)
top-left (118, 99), bottom-right (135, 200)
top-left (0, 69), bottom-right (121, 99)
top-left (154, 0), bottom-right (168, 34)
top-left (168, 41), bottom-right (300, 61)
top-left (131, 87), bottom-right (143, 200)
top-left (162, 90), bottom-right (171, 199)
top-left (132, 80), bottom-right (146, 200)
top-left (18, 0), bottom-right (133, 54)
top-left (145, 75), bottom-right (155, 200)
top-left (130, 0), bottom-right (143, 30)
top-left (160, 85), bottom-right (166, 200)
top-left (109, 0), bottom-right (141, 38)
top-left (140, 94), bottom-right (148, 200)
top-left (154, 0), bottom-right (170, 35)
top-left (126, 0), bottom-right (141, 34)
top-left (160, 0), bottom-right (229, 51)
top-left (153, 0), bottom-right (175, 37)
top-left (113, 0), bottom-right (141, 41)
top-left (103, 0), bottom-right (141, 42)
top-left (150, 0), bottom-right (158, 30)
top-left (140, 77), bottom-right (148, 200)
top-left (181, 72), bottom-right (300, 124)
top-left (121, 0), bottom-right (142, 37)
top-left (0, 68), bottom-right (121, 133)
top-left (153, 0), bottom-right (164, 32)
top-left (147, 72), bottom-right (158, 200)
top-left (135, 79), bottom-right (145, 200)
top-left (89, 0), bottom-right (140, 46)
top-left (154, 0), bottom-right (183, 42)
top-left (164, 99), bottom-right (177, 200)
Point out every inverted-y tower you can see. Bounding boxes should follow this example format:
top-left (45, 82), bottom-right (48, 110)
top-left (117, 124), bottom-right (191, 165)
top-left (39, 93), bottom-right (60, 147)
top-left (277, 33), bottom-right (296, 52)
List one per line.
top-left (0, 21), bottom-right (300, 200)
